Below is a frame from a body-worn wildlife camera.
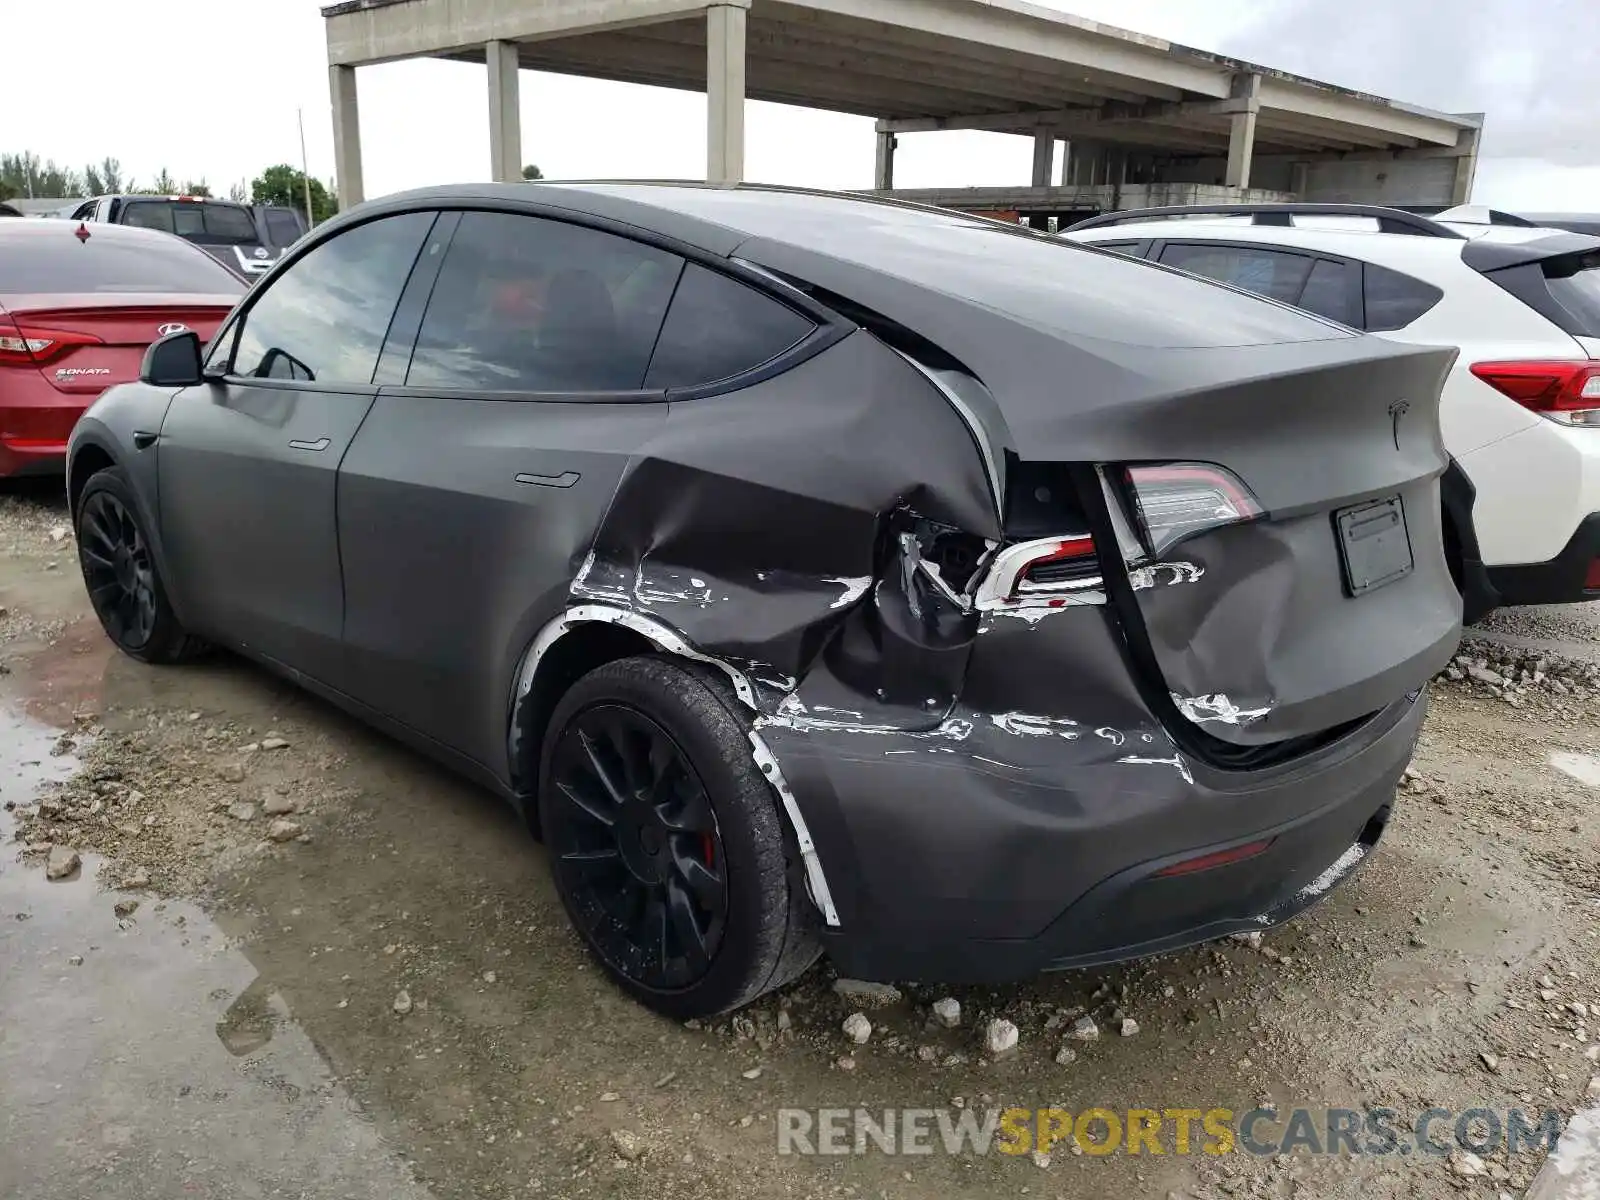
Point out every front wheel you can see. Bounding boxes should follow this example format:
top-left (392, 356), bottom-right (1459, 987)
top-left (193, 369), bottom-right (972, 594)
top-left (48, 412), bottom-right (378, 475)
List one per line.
top-left (537, 655), bottom-right (821, 1017)
top-left (76, 466), bottom-right (207, 664)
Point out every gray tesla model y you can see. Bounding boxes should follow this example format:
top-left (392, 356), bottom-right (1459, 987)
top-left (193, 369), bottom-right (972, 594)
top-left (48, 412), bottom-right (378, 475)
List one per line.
top-left (67, 182), bottom-right (1461, 1017)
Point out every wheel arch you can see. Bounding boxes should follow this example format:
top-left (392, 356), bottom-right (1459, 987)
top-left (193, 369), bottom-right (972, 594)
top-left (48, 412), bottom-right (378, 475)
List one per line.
top-left (506, 603), bottom-right (839, 927)
top-left (66, 436), bottom-right (119, 521)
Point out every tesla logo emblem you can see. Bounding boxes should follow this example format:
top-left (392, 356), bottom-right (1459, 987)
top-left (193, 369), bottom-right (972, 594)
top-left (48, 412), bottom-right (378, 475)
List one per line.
top-left (252, 247), bottom-right (270, 259)
top-left (1388, 399), bottom-right (1410, 450)
top-left (157, 323), bottom-right (189, 337)
top-left (74, 223), bottom-right (90, 243)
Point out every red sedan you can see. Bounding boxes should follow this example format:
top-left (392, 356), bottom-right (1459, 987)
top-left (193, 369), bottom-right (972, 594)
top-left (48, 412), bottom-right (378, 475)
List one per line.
top-left (0, 220), bottom-right (244, 476)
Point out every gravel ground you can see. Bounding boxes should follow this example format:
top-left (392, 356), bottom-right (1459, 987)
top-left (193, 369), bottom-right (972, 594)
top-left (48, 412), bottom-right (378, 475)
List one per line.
top-left (3, 481), bottom-right (1600, 1200)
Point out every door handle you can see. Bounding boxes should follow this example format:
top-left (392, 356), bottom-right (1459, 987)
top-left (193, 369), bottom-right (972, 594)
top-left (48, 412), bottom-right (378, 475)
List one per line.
top-left (288, 437), bottom-right (331, 453)
top-left (514, 470), bottom-right (580, 489)
top-left (132, 430), bottom-right (159, 450)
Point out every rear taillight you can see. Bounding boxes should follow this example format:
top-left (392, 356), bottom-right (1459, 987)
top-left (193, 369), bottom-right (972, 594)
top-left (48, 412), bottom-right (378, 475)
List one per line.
top-left (1121, 463), bottom-right (1263, 557)
top-left (0, 321), bottom-right (105, 367)
top-left (1470, 360), bottom-right (1600, 426)
top-left (973, 534), bottom-right (1104, 610)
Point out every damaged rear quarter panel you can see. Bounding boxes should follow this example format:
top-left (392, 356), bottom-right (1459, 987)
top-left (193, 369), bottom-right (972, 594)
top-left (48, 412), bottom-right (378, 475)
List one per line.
top-left (575, 328), bottom-right (999, 694)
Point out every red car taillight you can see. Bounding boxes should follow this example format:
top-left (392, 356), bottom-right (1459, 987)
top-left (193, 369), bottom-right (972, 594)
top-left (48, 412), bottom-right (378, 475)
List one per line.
top-left (1470, 360), bottom-right (1600, 426)
top-left (0, 321), bottom-right (105, 366)
top-left (1120, 463), bottom-right (1263, 557)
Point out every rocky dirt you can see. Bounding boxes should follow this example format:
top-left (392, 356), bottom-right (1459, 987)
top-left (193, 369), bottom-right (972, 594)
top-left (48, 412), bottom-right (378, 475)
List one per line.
top-left (3, 478), bottom-right (1599, 1200)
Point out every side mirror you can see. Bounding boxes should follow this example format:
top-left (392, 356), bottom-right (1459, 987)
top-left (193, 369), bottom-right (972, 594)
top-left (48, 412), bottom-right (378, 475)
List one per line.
top-left (140, 330), bottom-right (204, 387)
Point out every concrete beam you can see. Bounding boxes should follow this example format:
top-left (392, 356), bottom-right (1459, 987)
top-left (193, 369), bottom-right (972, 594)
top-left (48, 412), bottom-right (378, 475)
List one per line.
top-left (1253, 109), bottom-right (1411, 149)
top-left (706, 4), bottom-right (746, 183)
top-left (787, 0), bottom-right (1231, 99)
top-left (630, 22), bottom-right (1053, 112)
top-left (571, 28), bottom-right (1039, 118)
top-left (877, 95), bottom-right (1253, 137)
top-left (1257, 76), bottom-right (1463, 147)
top-left (875, 130), bottom-right (895, 190)
top-left (1225, 72), bottom-right (1261, 189)
top-left (737, 20), bottom-right (1159, 106)
top-left (329, 63), bottom-right (364, 209)
top-left (864, 181), bottom-right (1296, 212)
top-left (486, 40), bottom-right (522, 183)
top-left (325, 0), bottom-right (726, 66)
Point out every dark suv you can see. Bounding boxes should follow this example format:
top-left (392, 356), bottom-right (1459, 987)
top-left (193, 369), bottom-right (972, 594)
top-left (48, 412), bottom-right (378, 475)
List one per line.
top-left (67, 195), bottom-right (288, 279)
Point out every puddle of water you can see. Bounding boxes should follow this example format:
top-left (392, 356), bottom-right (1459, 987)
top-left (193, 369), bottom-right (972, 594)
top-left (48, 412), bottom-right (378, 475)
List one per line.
top-left (0, 695), bottom-right (434, 1200)
top-left (1550, 751), bottom-right (1600, 788)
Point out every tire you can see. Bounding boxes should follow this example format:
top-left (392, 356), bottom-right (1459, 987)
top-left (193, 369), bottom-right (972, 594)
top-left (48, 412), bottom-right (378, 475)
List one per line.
top-left (537, 655), bottom-right (821, 1017)
top-left (76, 466), bottom-right (207, 664)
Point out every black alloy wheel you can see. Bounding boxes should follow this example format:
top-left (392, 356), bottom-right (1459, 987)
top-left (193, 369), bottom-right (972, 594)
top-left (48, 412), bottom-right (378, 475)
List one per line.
top-left (79, 489), bottom-right (158, 650)
top-left (546, 702), bottom-right (729, 991)
top-left (75, 466), bottom-right (207, 664)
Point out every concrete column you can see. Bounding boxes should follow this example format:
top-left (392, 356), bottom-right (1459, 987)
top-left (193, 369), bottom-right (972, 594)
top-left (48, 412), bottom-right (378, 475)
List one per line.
top-left (1450, 123), bottom-right (1482, 206)
top-left (1225, 72), bottom-right (1262, 190)
top-left (706, 4), bottom-right (746, 183)
top-left (874, 130), bottom-right (896, 190)
top-left (329, 64), bottom-right (364, 209)
top-left (1058, 139), bottom-right (1072, 186)
top-left (1031, 129), bottom-right (1055, 187)
top-left (487, 40), bottom-right (523, 183)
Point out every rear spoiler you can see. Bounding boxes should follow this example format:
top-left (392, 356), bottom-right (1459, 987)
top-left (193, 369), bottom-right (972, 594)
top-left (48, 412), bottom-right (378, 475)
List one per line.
top-left (1465, 232), bottom-right (1600, 340)
top-left (1461, 231), bottom-right (1600, 272)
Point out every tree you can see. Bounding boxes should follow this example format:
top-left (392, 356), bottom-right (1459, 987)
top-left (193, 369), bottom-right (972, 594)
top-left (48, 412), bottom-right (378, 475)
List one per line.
top-left (227, 180), bottom-right (249, 203)
top-left (180, 179), bottom-right (212, 197)
top-left (250, 164), bottom-right (337, 224)
top-left (98, 157), bottom-right (124, 194)
top-left (84, 164), bottom-right (105, 196)
top-left (522, 164), bottom-right (543, 180)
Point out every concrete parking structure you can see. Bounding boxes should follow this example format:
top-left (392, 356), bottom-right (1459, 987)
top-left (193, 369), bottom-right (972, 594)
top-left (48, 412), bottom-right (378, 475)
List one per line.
top-left (320, 0), bottom-right (1484, 220)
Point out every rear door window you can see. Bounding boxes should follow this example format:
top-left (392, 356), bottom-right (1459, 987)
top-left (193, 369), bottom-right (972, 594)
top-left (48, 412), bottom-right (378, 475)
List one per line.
top-left (120, 200), bottom-right (260, 245)
top-left (1361, 263), bottom-right (1444, 331)
top-left (230, 212), bottom-right (433, 385)
top-left (644, 264), bottom-right (815, 390)
top-left (1159, 242), bottom-right (1315, 305)
top-left (407, 212), bottom-right (682, 393)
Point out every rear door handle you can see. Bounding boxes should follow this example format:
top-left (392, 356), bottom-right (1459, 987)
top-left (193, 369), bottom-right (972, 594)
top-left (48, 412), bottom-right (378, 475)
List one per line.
top-left (132, 430), bottom-right (159, 450)
top-left (288, 437), bottom-right (331, 453)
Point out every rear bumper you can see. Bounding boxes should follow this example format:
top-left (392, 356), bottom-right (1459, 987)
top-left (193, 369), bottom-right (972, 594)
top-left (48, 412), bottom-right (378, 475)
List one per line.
top-left (771, 658), bottom-right (1425, 985)
top-left (0, 437), bottom-right (70, 476)
top-left (1486, 512), bottom-right (1600, 605)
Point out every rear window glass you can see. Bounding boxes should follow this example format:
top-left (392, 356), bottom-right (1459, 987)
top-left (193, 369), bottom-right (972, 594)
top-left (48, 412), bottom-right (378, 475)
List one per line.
top-left (121, 200), bottom-right (260, 244)
top-left (1362, 263), bottom-right (1444, 331)
top-left (0, 229), bottom-right (246, 294)
top-left (1160, 243), bottom-right (1315, 305)
top-left (1543, 252), bottom-right (1600, 337)
top-left (645, 264), bottom-right (814, 389)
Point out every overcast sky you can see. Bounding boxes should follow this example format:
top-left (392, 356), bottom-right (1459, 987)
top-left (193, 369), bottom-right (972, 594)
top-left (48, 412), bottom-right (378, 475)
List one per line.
top-left (6, 0), bottom-right (1597, 208)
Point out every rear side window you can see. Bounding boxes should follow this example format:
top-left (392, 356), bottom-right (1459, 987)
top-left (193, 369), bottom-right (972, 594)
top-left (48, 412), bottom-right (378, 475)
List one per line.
top-left (1092, 241), bottom-right (1142, 257)
top-left (1296, 259), bottom-right (1357, 326)
top-left (1159, 243), bottom-right (1314, 305)
top-left (0, 229), bottom-right (245, 294)
top-left (408, 212), bottom-right (683, 393)
top-left (231, 212), bottom-right (433, 385)
top-left (1542, 252), bottom-right (1600, 336)
top-left (1361, 263), bottom-right (1443, 331)
top-left (644, 264), bottom-right (815, 389)
top-left (121, 201), bottom-right (260, 245)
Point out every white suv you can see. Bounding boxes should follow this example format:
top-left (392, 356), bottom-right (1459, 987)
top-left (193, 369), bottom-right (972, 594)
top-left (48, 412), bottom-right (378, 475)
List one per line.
top-left (1065, 204), bottom-right (1600, 621)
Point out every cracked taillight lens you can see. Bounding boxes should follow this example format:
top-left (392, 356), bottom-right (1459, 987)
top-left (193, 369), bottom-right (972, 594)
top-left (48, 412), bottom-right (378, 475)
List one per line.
top-left (1122, 463), bottom-right (1262, 557)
